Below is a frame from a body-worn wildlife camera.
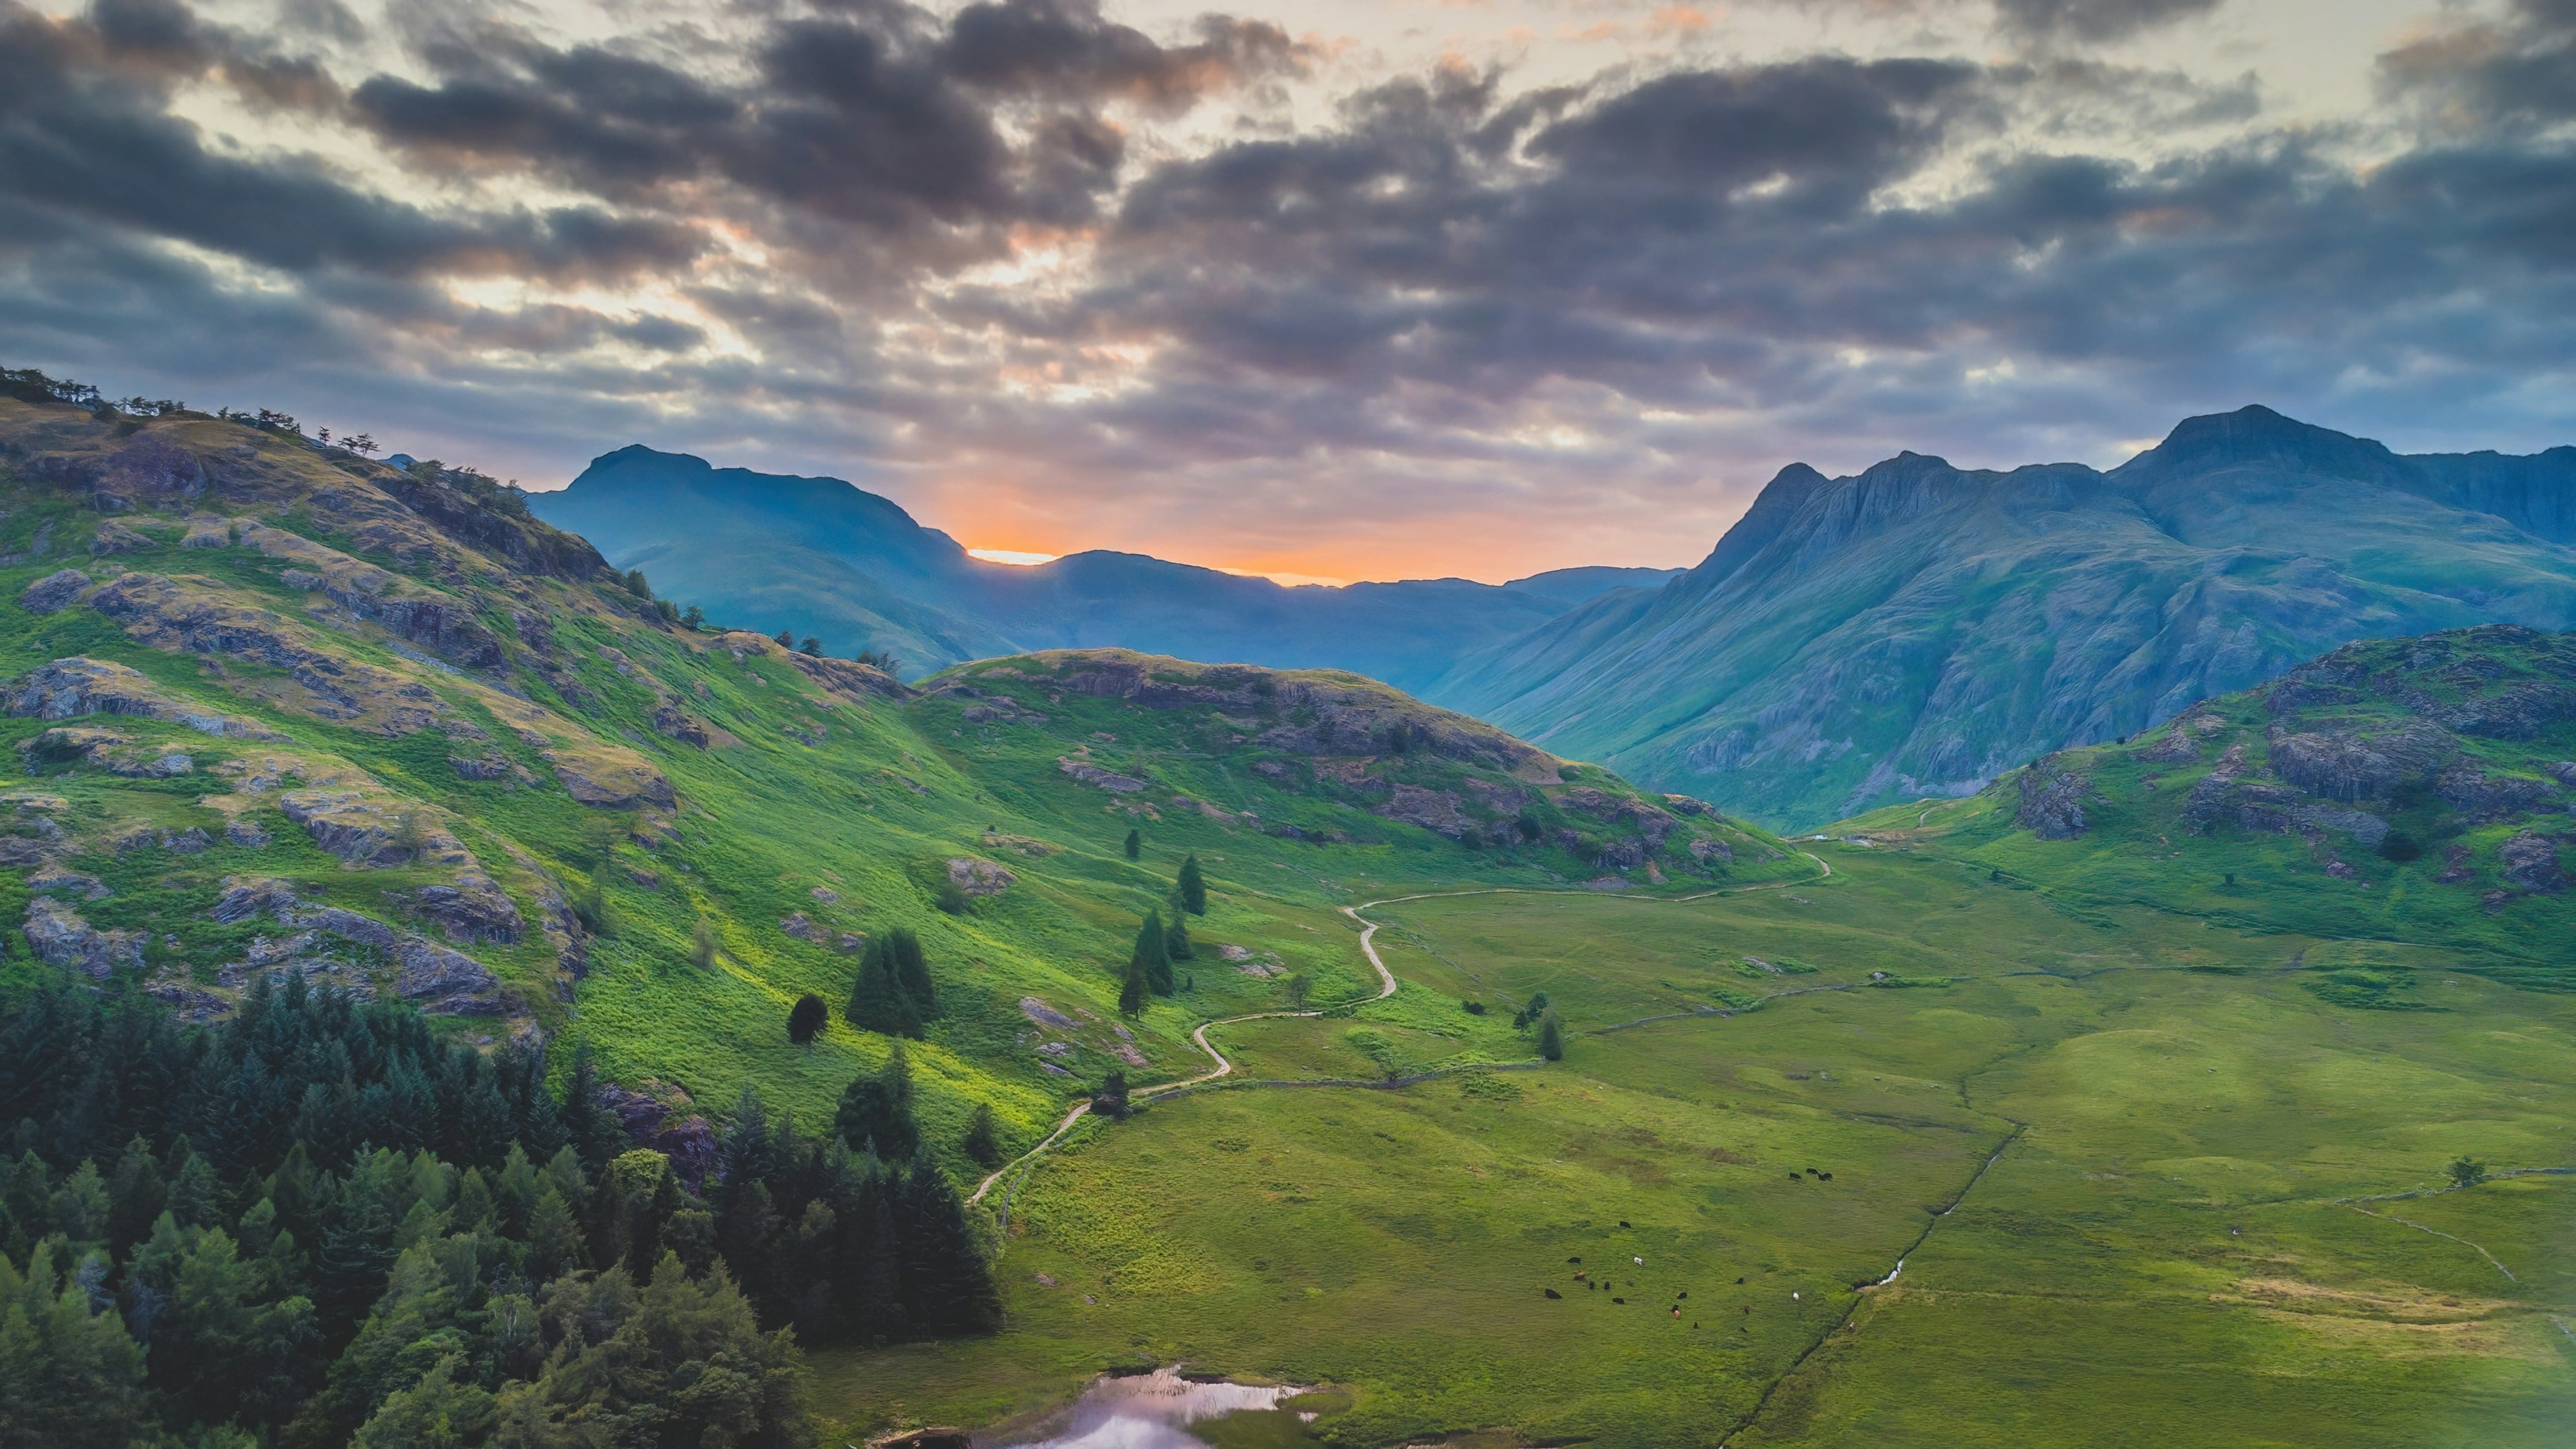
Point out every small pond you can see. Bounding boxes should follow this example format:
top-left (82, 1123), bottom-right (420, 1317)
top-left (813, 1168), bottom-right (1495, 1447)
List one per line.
top-left (996, 1368), bottom-right (1316, 1449)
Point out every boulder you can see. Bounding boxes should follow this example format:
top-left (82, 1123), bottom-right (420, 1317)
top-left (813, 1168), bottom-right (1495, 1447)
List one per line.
top-left (1058, 757), bottom-right (1148, 793)
top-left (22, 898), bottom-right (145, 978)
top-left (18, 569), bottom-right (89, 615)
top-left (946, 856), bottom-right (1017, 897)
top-left (411, 873), bottom-right (523, 944)
top-left (2499, 830), bottom-right (2566, 892)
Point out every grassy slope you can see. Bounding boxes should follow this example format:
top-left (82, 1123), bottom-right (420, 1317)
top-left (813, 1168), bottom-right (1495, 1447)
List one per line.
top-left (0, 395), bottom-right (1784, 1162)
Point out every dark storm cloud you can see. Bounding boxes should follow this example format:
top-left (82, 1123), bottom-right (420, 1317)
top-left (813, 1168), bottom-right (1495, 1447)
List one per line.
top-left (1990, 0), bottom-right (2222, 43)
top-left (0, 0), bottom-right (703, 283)
top-left (2380, 0), bottom-right (2576, 128)
top-left (346, 0), bottom-right (1301, 242)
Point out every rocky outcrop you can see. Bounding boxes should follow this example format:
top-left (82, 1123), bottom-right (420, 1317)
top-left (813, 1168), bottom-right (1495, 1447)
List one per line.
top-left (278, 789), bottom-right (441, 866)
top-left (1557, 786), bottom-right (1678, 848)
top-left (2015, 759), bottom-right (2092, 840)
top-left (22, 898), bottom-right (146, 978)
top-left (946, 856), bottom-right (1017, 896)
top-left (410, 874), bottom-right (523, 944)
top-left (87, 574), bottom-right (444, 732)
top-left (595, 1082), bottom-right (719, 1186)
top-left (208, 879), bottom-right (513, 1015)
top-left (554, 757), bottom-right (676, 809)
top-left (1376, 784), bottom-right (1473, 839)
top-left (5, 656), bottom-right (285, 739)
top-left (2498, 831), bottom-right (2566, 892)
top-left (19, 569), bottom-right (88, 614)
top-left (2435, 764), bottom-right (2560, 822)
top-left (1059, 757), bottom-right (1148, 793)
top-left (651, 704), bottom-right (711, 748)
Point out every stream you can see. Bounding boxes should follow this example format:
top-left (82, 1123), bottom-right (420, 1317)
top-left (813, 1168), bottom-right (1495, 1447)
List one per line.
top-left (997, 1369), bottom-right (1310, 1449)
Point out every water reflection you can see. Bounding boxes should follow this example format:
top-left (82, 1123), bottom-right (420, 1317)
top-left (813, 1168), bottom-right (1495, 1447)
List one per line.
top-left (1001, 1369), bottom-right (1303, 1449)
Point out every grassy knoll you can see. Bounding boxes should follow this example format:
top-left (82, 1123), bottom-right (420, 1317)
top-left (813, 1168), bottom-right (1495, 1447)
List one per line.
top-left (814, 845), bottom-right (2576, 1447)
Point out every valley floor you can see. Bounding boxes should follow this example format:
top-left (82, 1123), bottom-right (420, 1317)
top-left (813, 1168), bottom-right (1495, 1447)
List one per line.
top-left (811, 846), bottom-right (2576, 1448)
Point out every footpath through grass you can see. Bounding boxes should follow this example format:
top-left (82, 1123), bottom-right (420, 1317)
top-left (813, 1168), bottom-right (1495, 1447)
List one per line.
top-left (813, 845), bottom-right (2576, 1448)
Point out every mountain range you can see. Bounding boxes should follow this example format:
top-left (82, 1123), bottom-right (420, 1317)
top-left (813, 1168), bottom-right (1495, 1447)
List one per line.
top-left (531, 446), bottom-right (1677, 698)
top-left (534, 408), bottom-right (2576, 830)
top-left (1444, 406), bottom-right (2576, 825)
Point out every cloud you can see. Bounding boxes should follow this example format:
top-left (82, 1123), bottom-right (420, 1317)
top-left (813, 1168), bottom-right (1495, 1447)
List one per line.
top-left (0, 0), bottom-right (2569, 584)
top-left (1991, 0), bottom-right (2223, 44)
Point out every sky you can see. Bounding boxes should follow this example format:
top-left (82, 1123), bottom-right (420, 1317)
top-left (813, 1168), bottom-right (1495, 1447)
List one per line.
top-left (0, 0), bottom-right (2570, 584)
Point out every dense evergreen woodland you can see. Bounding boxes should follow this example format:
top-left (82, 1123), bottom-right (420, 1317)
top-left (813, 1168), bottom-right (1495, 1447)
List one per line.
top-left (0, 974), bottom-right (1000, 1448)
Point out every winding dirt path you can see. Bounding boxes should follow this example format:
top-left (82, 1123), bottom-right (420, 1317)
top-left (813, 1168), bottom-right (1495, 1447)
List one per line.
top-left (967, 851), bottom-right (1833, 1208)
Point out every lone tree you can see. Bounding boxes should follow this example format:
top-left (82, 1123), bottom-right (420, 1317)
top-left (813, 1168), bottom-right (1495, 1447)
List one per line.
top-left (2448, 1155), bottom-right (2488, 1188)
top-left (1164, 906), bottom-right (1193, 964)
top-left (799, 636), bottom-right (821, 656)
top-left (690, 920), bottom-right (718, 971)
top-left (1132, 909), bottom-right (1175, 995)
top-left (1123, 827), bottom-right (1142, 861)
top-left (1119, 954), bottom-right (1149, 1017)
top-left (772, 628), bottom-right (793, 648)
top-left (1283, 973), bottom-right (1311, 1009)
top-left (962, 1102), bottom-right (1003, 1167)
top-left (1094, 1070), bottom-right (1131, 1120)
top-left (1536, 1008), bottom-right (1566, 1061)
top-left (1176, 854), bottom-right (1207, 915)
top-left (788, 993), bottom-right (828, 1045)
top-left (847, 927), bottom-right (937, 1038)
top-left (834, 1044), bottom-right (920, 1159)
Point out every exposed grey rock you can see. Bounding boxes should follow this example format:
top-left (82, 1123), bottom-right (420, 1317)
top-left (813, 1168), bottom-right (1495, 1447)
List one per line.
top-left (3, 656), bottom-right (286, 739)
top-left (23, 897), bottom-right (145, 978)
top-left (18, 569), bottom-right (89, 615)
top-left (2498, 830), bottom-right (2566, 892)
top-left (2015, 759), bottom-right (2092, 840)
top-left (212, 878), bottom-right (298, 923)
top-left (946, 856), bottom-right (1016, 896)
top-left (224, 817), bottom-right (271, 848)
top-left (28, 865), bottom-right (109, 900)
top-left (781, 911), bottom-right (823, 942)
top-left (161, 827), bottom-right (213, 853)
top-left (410, 873), bottom-right (523, 944)
top-left (2435, 764), bottom-right (2560, 822)
top-left (1058, 757), bottom-right (1147, 793)
top-left (1020, 996), bottom-right (1078, 1028)
top-left (651, 704), bottom-right (712, 748)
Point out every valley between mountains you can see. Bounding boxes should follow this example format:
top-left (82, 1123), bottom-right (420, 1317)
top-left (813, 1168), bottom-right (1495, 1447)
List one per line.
top-left (0, 382), bottom-right (2569, 1448)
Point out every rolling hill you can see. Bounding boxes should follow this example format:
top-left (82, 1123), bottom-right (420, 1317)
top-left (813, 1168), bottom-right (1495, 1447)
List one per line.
top-left (530, 445), bottom-right (1679, 694)
top-left (1839, 621), bottom-right (2576, 987)
top-left (1438, 405), bottom-right (2576, 829)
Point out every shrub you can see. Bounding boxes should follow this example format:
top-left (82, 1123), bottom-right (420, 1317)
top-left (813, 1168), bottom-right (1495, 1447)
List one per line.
top-left (788, 994), bottom-right (827, 1045)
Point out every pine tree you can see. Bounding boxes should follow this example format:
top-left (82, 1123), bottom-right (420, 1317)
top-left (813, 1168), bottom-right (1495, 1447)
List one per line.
top-left (788, 994), bottom-right (828, 1045)
top-left (885, 927), bottom-right (937, 1019)
top-left (1164, 898), bottom-right (1194, 963)
top-left (1119, 956), bottom-right (1149, 1018)
top-left (1176, 853), bottom-right (1207, 915)
top-left (961, 1104), bottom-right (1003, 1168)
top-left (834, 1046), bottom-right (919, 1160)
top-left (1537, 1008), bottom-right (1565, 1061)
top-left (1123, 828), bottom-right (1141, 861)
top-left (1133, 909), bottom-right (1176, 995)
top-left (690, 920), bottom-right (718, 971)
top-left (893, 1144), bottom-right (1003, 1336)
top-left (846, 937), bottom-right (923, 1038)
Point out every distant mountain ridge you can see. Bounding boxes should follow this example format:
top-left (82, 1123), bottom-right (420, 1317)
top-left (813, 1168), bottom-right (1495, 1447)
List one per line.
top-left (532, 446), bottom-right (1679, 694)
top-left (1437, 406), bottom-right (2576, 828)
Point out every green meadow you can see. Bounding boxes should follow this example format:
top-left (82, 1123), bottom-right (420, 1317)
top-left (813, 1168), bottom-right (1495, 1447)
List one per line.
top-left (815, 847), bottom-right (2576, 1447)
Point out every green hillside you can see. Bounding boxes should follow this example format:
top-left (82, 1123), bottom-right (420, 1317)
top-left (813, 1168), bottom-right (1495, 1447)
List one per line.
top-left (1, 389), bottom-right (2570, 1449)
top-left (1441, 407), bottom-right (2576, 829)
top-left (1839, 623), bottom-right (2576, 988)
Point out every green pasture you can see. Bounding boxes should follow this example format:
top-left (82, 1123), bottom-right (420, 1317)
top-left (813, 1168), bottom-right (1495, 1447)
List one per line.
top-left (813, 846), bottom-right (2576, 1447)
